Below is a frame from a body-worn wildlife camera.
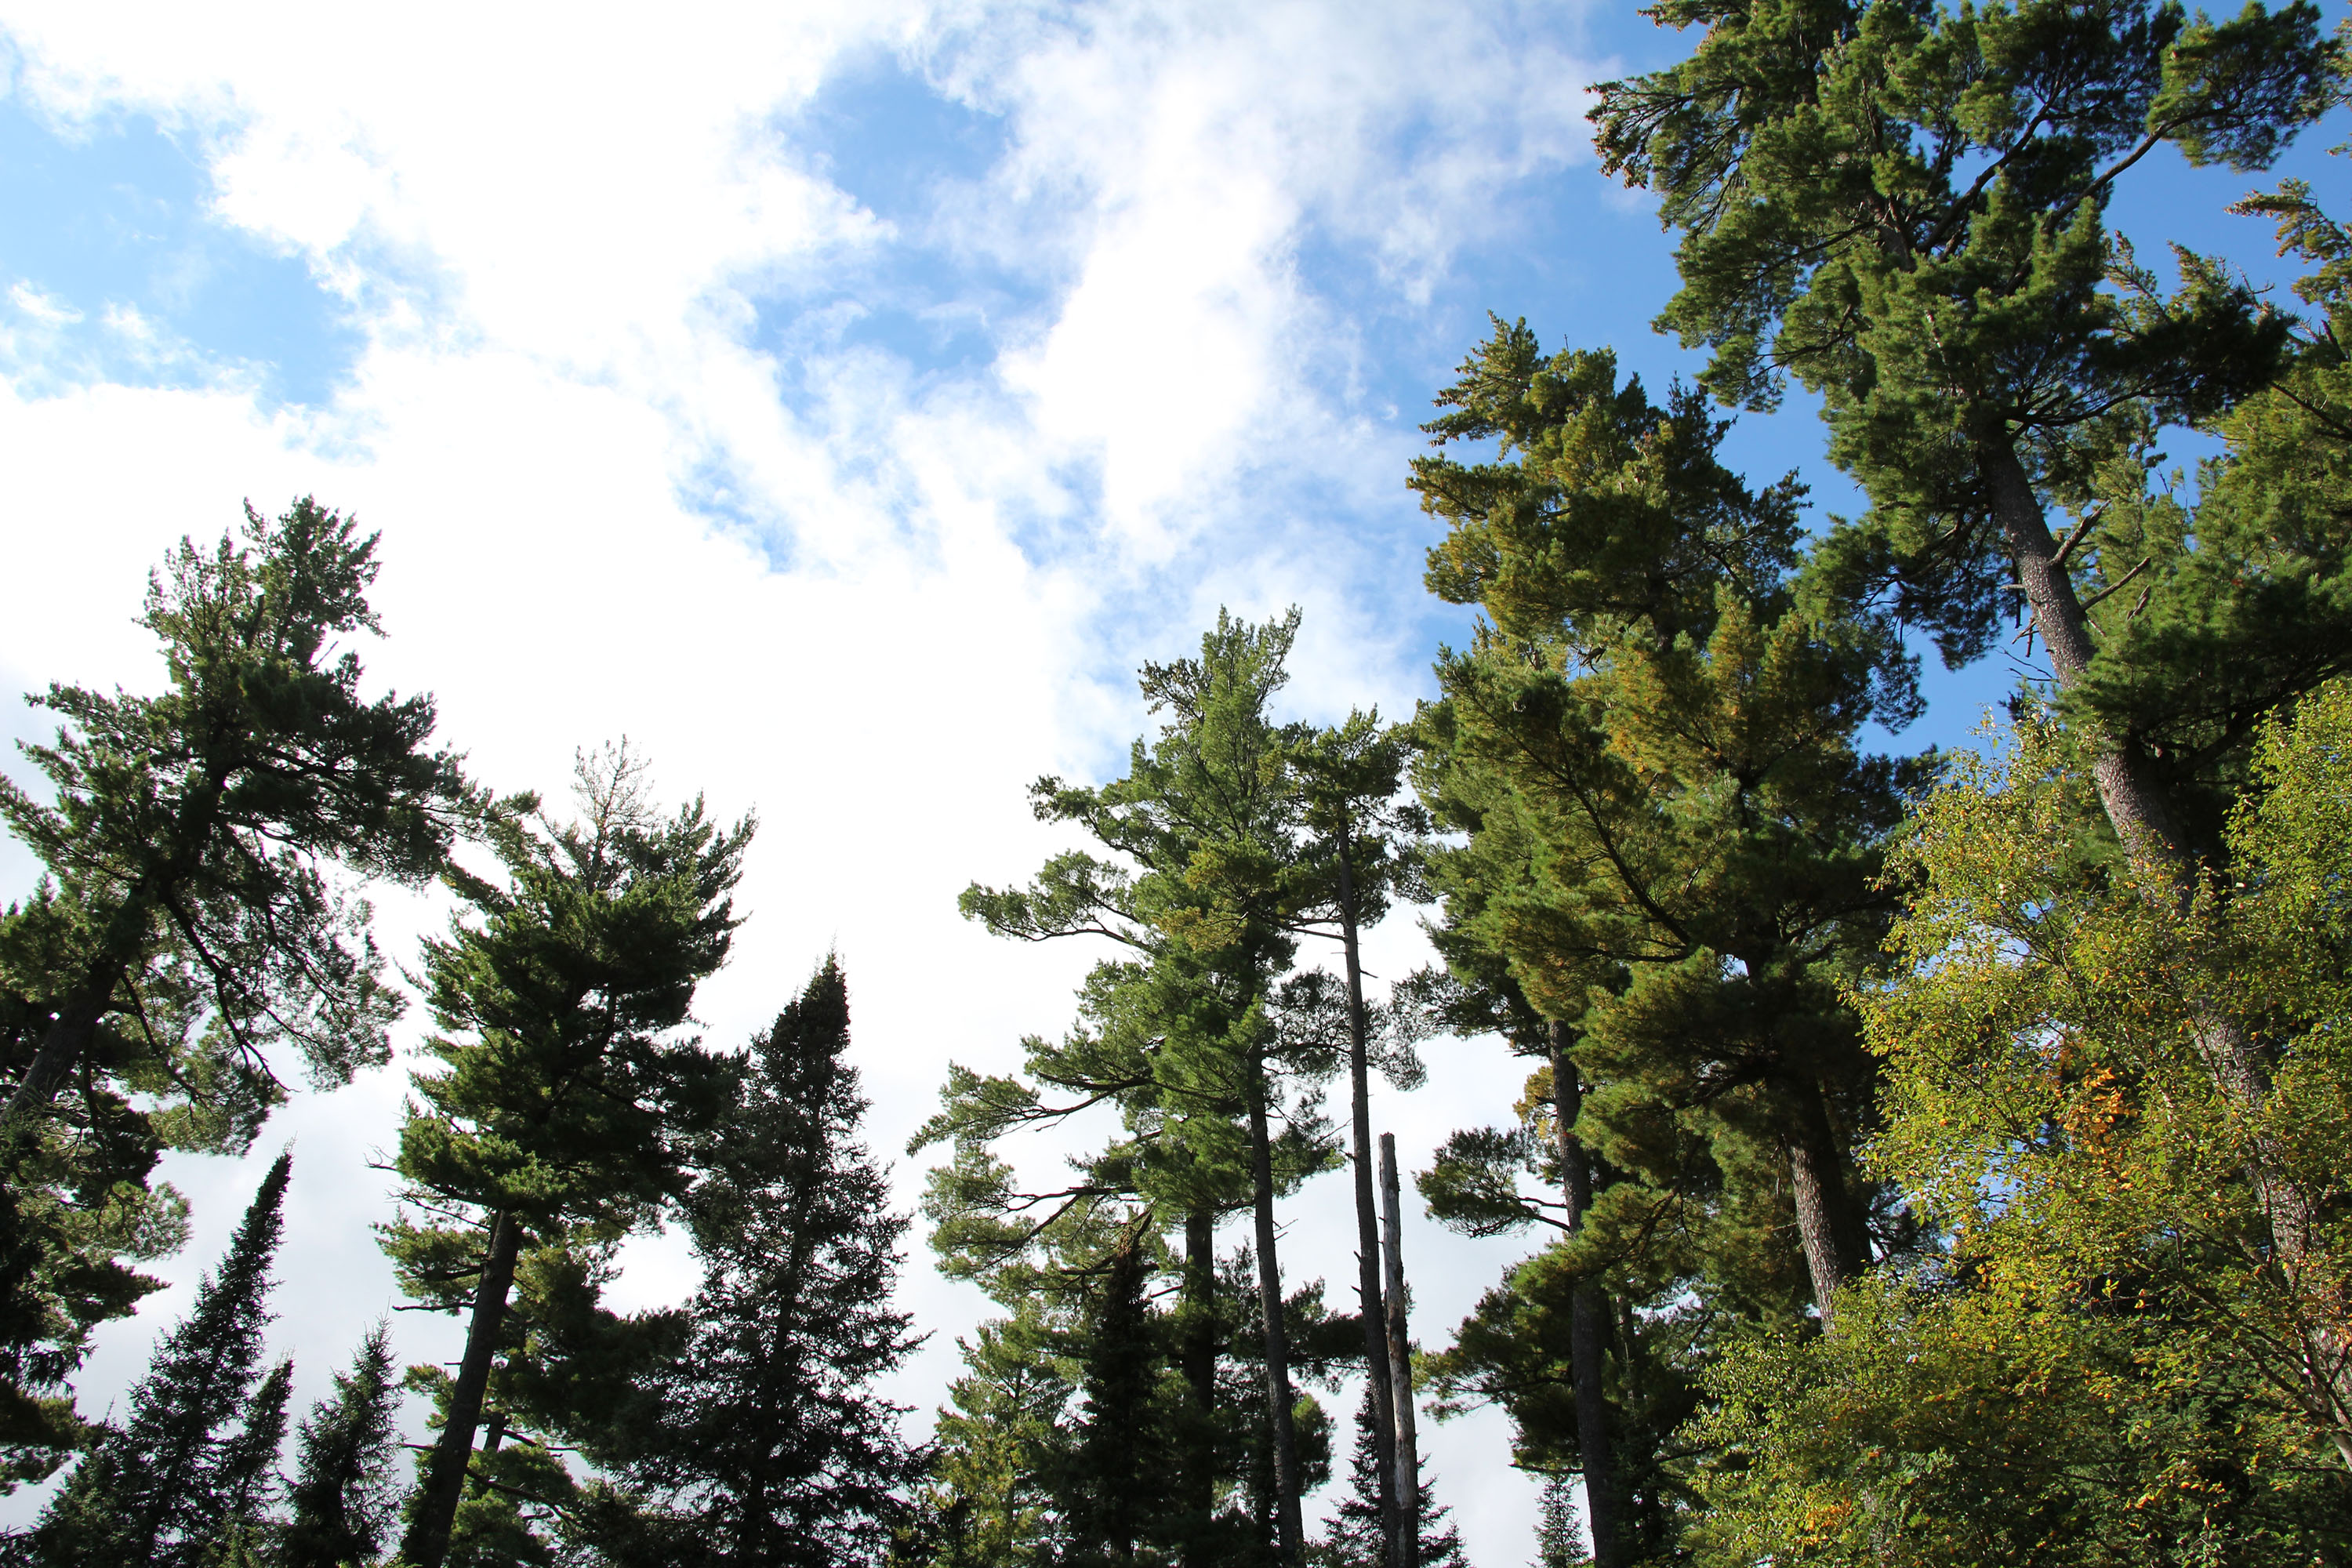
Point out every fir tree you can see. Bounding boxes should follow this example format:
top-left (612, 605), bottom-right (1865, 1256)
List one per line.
top-left (386, 745), bottom-right (749, 1568)
top-left (1059, 1236), bottom-right (1172, 1566)
top-left (590, 958), bottom-right (920, 1566)
top-left (281, 1323), bottom-right (403, 1568)
top-left (31, 1150), bottom-right (292, 1567)
top-left (1530, 1475), bottom-right (1588, 1568)
top-left (198, 1357), bottom-right (291, 1562)
top-left (1322, 1385), bottom-right (1465, 1568)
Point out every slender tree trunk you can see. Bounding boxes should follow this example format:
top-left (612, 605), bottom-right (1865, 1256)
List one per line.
top-left (1548, 1024), bottom-right (1622, 1568)
top-left (1377, 1134), bottom-right (1421, 1568)
top-left (1246, 1065), bottom-right (1306, 1564)
top-left (1178, 1203), bottom-right (1218, 1565)
top-left (1987, 442), bottom-right (2344, 1428)
top-left (1338, 838), bottom-right (1400, 1555)
top-left (1780, 1076), bottom-right (1869, 1325)
top-left (402, 1210), bottom-right (524, 1568)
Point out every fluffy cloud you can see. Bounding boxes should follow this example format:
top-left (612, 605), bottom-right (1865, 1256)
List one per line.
top-left (0, 0), bottom-right (1614, 1551)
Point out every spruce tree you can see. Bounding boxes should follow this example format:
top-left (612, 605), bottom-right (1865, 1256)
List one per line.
top-left (1059, 1237), bottom-right (1172, 1566)
top-left (31, 1150), bottom-right (291, 1567)
top-left (590, 958), bottom-right (920, 1566)
top-left (280, 1323), bottom-right (403, 1568)
top-left (1322, 1385), bottom-right (1466, 1568)
top-left (385, 746), bottom-right (748, 1568)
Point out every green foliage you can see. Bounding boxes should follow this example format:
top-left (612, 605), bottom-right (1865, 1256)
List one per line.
top-left (584, 958), bottom-right (923, 1565)
top-left (1319, 1384), bottom-right (1467, 1568)
top-left (1593, 0), bottom-right (2340, 659)
top-left (1683, 682), bottom-right (2352, 1559)
top-left (29, 1152), bottom-right (292, 1567)
top-left (0, 500), bottom-right (490, 1473)
top-left (386, 743), bottom-right (749, 1566)
top-left (280, 1323), bottom-right (405, 1568)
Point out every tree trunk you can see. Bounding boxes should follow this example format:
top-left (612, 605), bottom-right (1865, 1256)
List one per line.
top-left (1780, 1076), bottom-right (1869, 1326)
top-left (1338, 838), bottom-right (1400, 1555)
top-left (1179, 1203), bottom-right (1218, 1565)
top-left (1247, 1065), bottom-right (1306, 1564)
top-left (1987, 441), bottom-right (2341, 1425)
top-left (1377, 1134), bottom-right (1421, 1568)
top-left (1548, 1023), bottom-right (1622, 1568)
top-left (3, 981), bottom-right (114, 1134)
top-left (402, 1210), bottom-right (524, 1568)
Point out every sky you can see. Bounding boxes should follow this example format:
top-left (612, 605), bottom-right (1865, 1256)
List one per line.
top-left (0, 0), bottom-right (2343, 1558)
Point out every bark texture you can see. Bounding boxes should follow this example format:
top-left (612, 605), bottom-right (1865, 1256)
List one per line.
top-left (401, 1211), bottom-right (524, 1568)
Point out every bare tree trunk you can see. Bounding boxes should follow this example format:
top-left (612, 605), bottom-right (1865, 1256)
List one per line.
top-left (1377, 1134), bottom-right (1421, 1568)
top-left (1780, 1076), bottom-right (1870, 1327)
top-left (1548, 1022), bottom-right (1623, 1568)
top-left (1338, 837), bottom-right (1400, 1553)
top-left (402, 1210), bottom-right (524, 1568)
top-left (1247, 1067), bottom-right (1307, 1564)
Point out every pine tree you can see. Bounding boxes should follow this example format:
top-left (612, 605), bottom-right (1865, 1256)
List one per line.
top-left (281, 1323), bottom-right (403, 1568)
top-left (385, 745), bottom-right (749, 1568)
top-left (1322, 1385), bottom-right (1466, 1568)
top-left (0, 502), bottom-right (491, 1473)
top-left (589, 958), bottom-right (920, 1566)
top-left (938, 611), bottom-right (1338, 1564)
top-left (31, 1150), bottom-right (292, 1567)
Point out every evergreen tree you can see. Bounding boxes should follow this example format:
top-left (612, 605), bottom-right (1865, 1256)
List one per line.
top-left (590, 957), bottom-right (921, 1566)
top-left (1322, 1385), bottom-right (1465, 1568)
top-left (1282, 713), bottom-right (1426, 1555)
top-left (0, 501), bottom-right (490, 1475)
top-left (198, 1357), bottom-right (291, 1563)
top-left (30, 1151), bottom-right (292, 1567)
top-left (1589, 0), bottom-right (2351, 1426)
top-left (1530, 1475), bottom-right (1588, 1568)
top-left (939, 611), bottom-right (1339, 1565)
top-left (1408, 336), bottom-right (1924, 1562)
top-left (385, 745), bottom-right (749, 1568)
top-left (1060, 1236), bottom-right (1172, 1566)
top-left (281, 1323), bottom-right (403, 1568)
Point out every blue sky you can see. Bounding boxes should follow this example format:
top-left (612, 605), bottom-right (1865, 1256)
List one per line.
top-left (2, 0), bottom-right (2343, 1552)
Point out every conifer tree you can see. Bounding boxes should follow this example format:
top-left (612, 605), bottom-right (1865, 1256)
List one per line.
top-left (385, 746), bottom-right (748, 1568)
top-left (1589, 0), bottom-right (2350, 1407)
top-left (1059, 1236), bottom-right (1171, 1566)
top-left (590, 957), bottom-right (921, 1566)
top-left (31, 1150), bottom-right (291, 1567)
top-left (280, 1323), bottom-right (403, 1568)
top-left (1322, 1385), bottom-right (1466, 1568)
top-left (0, 499), bottom-right (486, 1126)
top-left (942, 611), bottom-right (1336, 1563)
top-left (1409, 335), bottom-right (1923, 1563)
top-left (0, 502), bottom-right (491, 1472)
top-left (1282, 713), bottom-right (1425, 1552)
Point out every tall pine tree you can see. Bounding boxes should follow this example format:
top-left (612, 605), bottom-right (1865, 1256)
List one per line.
top-left (385, 745), bottom-right (748, 1568)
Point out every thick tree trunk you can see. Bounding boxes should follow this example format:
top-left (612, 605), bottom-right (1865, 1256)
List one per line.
top-left (1338, 841), bottom-right (1400, 1555)
top-left (3, 978), bottom-right (114, 1134)
top-left (1247, 1067), bottom-right (1306, 1564)
top-left (1548, 1023), bottom-right (1623, 1568)
top-left (1780, 1076), bottom-right (1870, 1325)
top-left (1987, 442), bottom-right (2343, 1428)
top-left (402, 1210), bottom-right (524, 1568)
top-left (1377, 1134), bottom-right (1421, 1568)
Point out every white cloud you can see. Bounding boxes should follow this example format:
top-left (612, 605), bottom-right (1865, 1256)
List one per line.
top-left (0, 0), bottom-right (1610, 1553)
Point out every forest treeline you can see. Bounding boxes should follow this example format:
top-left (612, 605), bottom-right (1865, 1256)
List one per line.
top-left (5, 0), bottom-right (2352, 1564)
